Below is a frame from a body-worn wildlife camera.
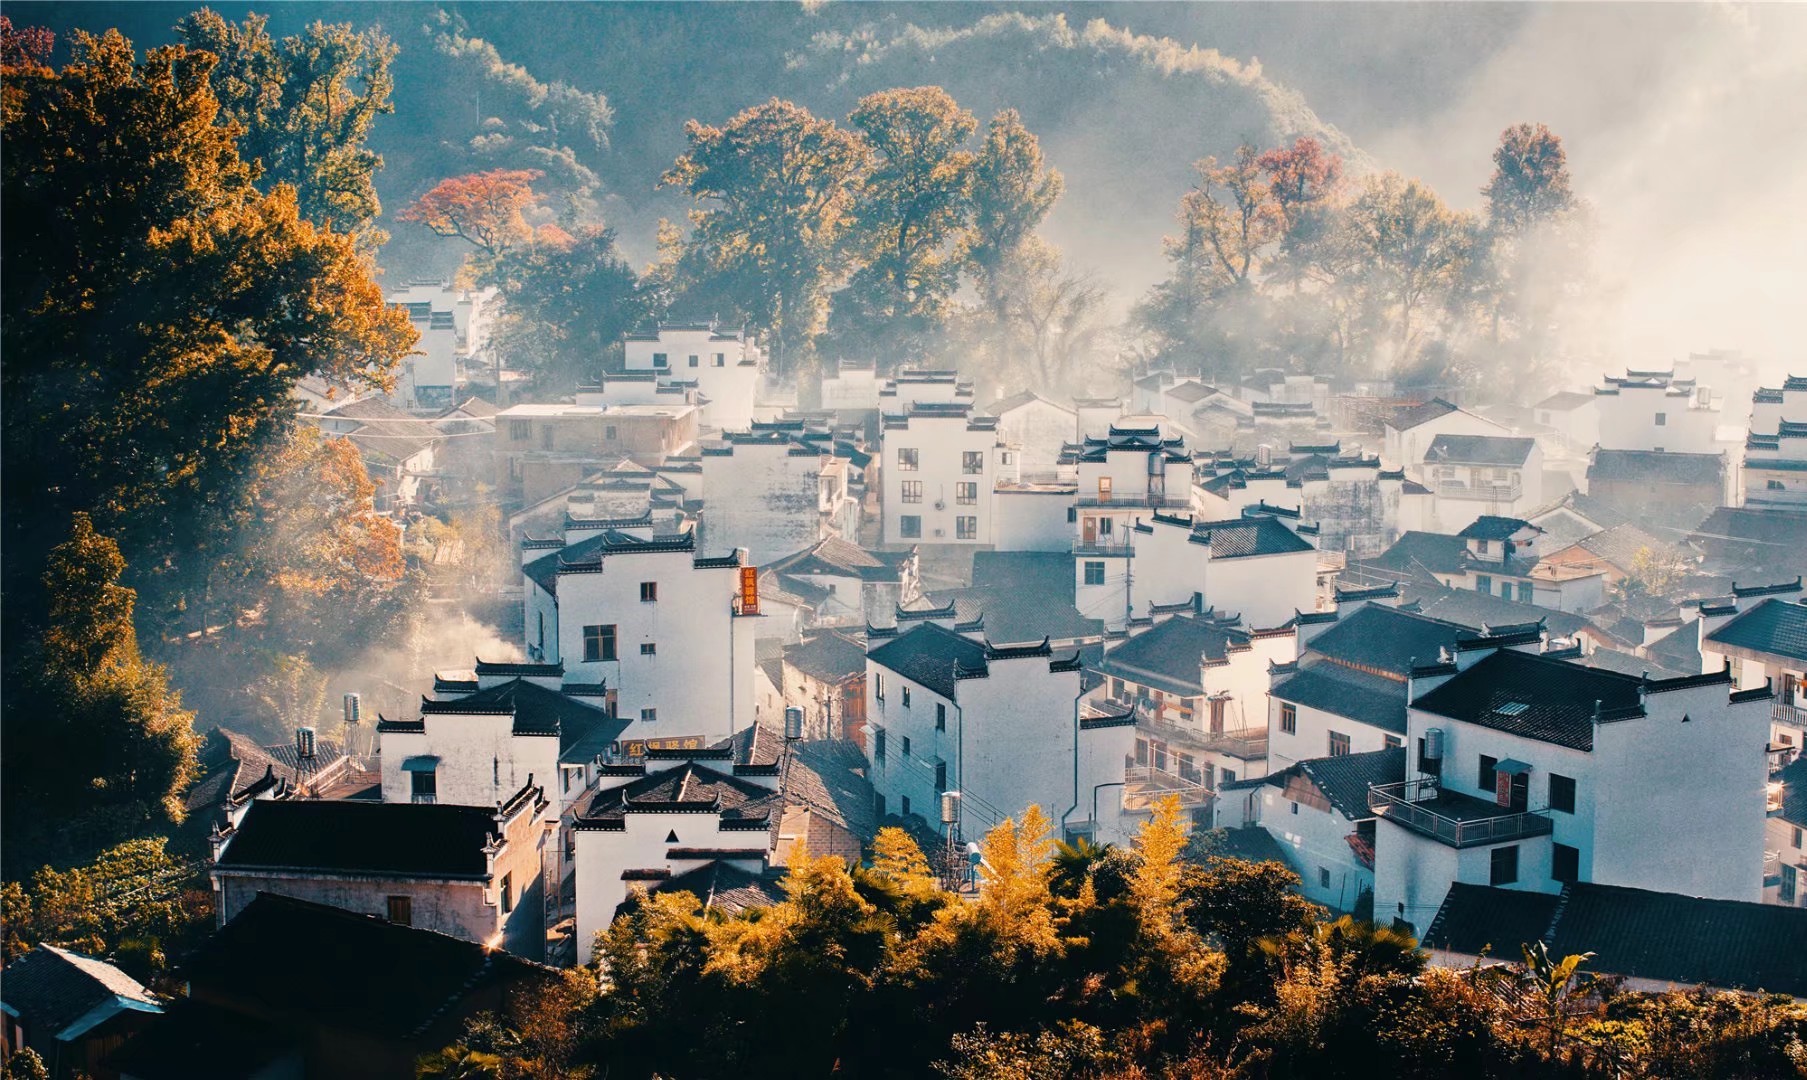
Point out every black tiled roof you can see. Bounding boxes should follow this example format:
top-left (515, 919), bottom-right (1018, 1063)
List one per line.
top-left (867, 621), bottom-right (988, 699)
top-left (1272, 662), bottom-right (1410, 734)
top-left (1588, 449), bottom-right (1724, 486)
top-left (1457, 516), bottom-right (1535, 541)
top-left (785, 738), bottom-right (877, 839)
top-left (641, 861), bottom-right (784, 915)
top-left (426, 678), bottom-right (625, 760)
top-left (1096, 615), bottom-right (1252, 697)
top-left (1425, 433), bottom-right (1535, 466)
top-left (1690, 507), bottom-right (1807, 576)
top-left (577, 761), bottom-right (778, 830)
top-left (1297, 747), bottom-right (1407, 819)
top-left (1193, 516), bottom-right (1316, 558)
top-left (1400, 584), bottom-right (1596, 643)
top-left (1195, 826), bottom-right (1294, 868)
top-left (783, 632), bottom-right (868, 684)
top-left (942, 550), bottom-right (1105, 643)
top-left (1644, 619), bottom-right (1703, 674)
top-left (765, 536), bottom-right (915, 582)
top-left (1356, 531), bottom-right (1470, 580)
top-left (178, 894), bottom-right (555, 1040)
top-left (0, 944), bottom-right (158, 1038)
top-left (217, 795), bottom-right (532, 879)
top-left (1426, 882), bottom-right (1807, 996)
top-left (1411, 649), bottom-right (1643, 751)
top-left (1383, 398), bottom-right (1459, 431)
top-left (1704, 598), bottom-right (1807, 663)
top-left (1306, 603), bottom-right (1478, 676)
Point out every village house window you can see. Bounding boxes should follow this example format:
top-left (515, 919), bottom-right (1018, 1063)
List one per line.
top-left (641, 707), bottom-right (657, 723)
top-left (1098, 476), bottom-right (1112, 502)
top-left (1769, 479), bottom-right (1787, 490)
top-left (1280, 703), bottom-right (1297, 734)
top-left (956, 482), bottom-right (978, 505)
top-left (874, 728), bottom-right (887, 763)
top-left (1328, 731), bottom-right (1351, 757)
top-left (898, 448), bottom-right (919, 471)
top-left (1202, 762), bottom-right (1216, 789)
top-left (386, 895), bottom-right (413, 926)
top-left (899, 516), bottom-right (922, 539)
top-left (714, 352), bottom-right (725, 367)
top-left (641, 582), bottom-right (658, 602)
top-left (541, 427), bottom-right (556, 450)
top-left (1385, 735), bottom-right (1402, 749)
top-left (1208, 697), bottom-right (1227, 733)
top-left (688, 354), bottom-right (699, 367)
top-left (1793, 826), bottom-right (1802, 849)
top-left (957, 516), bottom-right (978, 540)
top-left (1478, 754), bottom-right (1499, 792)
top-left (1477, 540), bottom-right (1491, 554)
top-left (1552, 843), bottom-right (1579, 884)
top-left (901, 481), bottom-right (924, 504)
top-left (874, 792), bottom-right (886, 819)
top-left (1655, 412), bottom-right (1667, 426)
top-left (901, 686), bottom-right (912, 708)
top-left (1001, 452), bottom-right (1014, 465)
top-left (1222, 768), bottom-right (1236, 784)
top-left (1178, 754), bottom-right (1196, 782)
top-left (934, 760), bottom-right (947, 793)
top-left (1516, 582), bottom-right (1534, 603)
top-left (1152, 742), bottom-right (1168, 772)
top-left (1134, 738), bottom-right (1149, 766)
top-left (1110, 678), bottom-right (1126, 700)
top-left (605, 425), bottom-right (618, 441)
top-left (1318, 867), bottom-right (1331, 890)
top-left (640, 642), bottom-right (656, 656)
top-left (1291, 801), bottom-right (1299, 815)
top-left (1098, 518), bottom-right (1114, 535)
top-left (936, 703), bottom-right (946, 731)
top-left (1475, 574), bottom-right (1493, 594)
top-left (584, 624), bottom-right (617, 662)
top-left (962, 451), bottom-right (984, 474)
top-left (652, 352), bottom-right (669, 367)
top-left (1549, 773), bottom-right (1576, 813)
top-left (1782, 864), bottom-right (1798, 905)
top-left (500, 873), bottom-right (514, 914)
top-left (410, 768), bottom-right (437, 804)
top-left (1490, 845), bottom-right (1519, 885)
top-left (901, 795), bottom-right (911, 817)
top-left (509, 419), bottom-right (531, 441)
top-left (901, 736), bottom-right (911, 757)
top-left (875, 674), bottom-right (885, 700)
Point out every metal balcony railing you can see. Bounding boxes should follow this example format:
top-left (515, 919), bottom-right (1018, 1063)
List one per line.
top-left (1435, 481), bottom-right (1522, 502)
top-left (1122, 765), bottom-right (1214, 811)
top-left (1774, 701), bottom-right (1807, 728)
top-left (1368, 779), bottom-right (1552, 849)
top-left (1072, 539), bottom-right (1136, 557)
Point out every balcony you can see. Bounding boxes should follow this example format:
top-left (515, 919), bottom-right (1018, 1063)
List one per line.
top-left (1076, 493), bottom-right (1193, 510)
top-left (1122, 765), bottom-right (1213, 813)
top-left (1072, 539), bottom-right (1135, 558)
top-left (1775, 700), bottom-right (1807, 729)
top-left (1368, 779), bottom-right (1552, 848)
top-left (1434, 481), bottom-right (1522, 502)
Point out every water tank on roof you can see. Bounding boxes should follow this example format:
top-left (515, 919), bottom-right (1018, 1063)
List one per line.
top-left (1423, 727), bottom-right (1444, 763)
top-left (296, 726), bottom-right (317, 760)
top-left (940, 790), bottom-right (962, 825)
top-left (343, 693), bottom-right (362, 726)
top-left (784, 706), bottom-right (804, 741)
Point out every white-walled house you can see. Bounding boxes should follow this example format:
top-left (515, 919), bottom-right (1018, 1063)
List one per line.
top-left (1421, 434), bottom-right (1543, 534)
top-left (389, 280), bottom-right (499, 412)
top-left (1742, 376), bottom-right (1807, 512)
top-left (623, 322), bottom-right (766, 431)
top-left (1383, 399), bottom-right (1508, 479)
top-left (1216, 747), bottom-right (1406, 914)
top-left (520, 524), bottom-right (756, 743)
top-left (863, 620), bottom-right (1134, 842)
top-left (1196, 446), bottom-right (1403, 559)
top-left (1373, 648), bottom-right (1774, 935)
top-left (1065, 424), bottom-right (1196, 551)
top-left (985, 391), bottom-right (1077, 478)
top-left (880, 403), bottom-right (1009, 545)
top-left (1698, 586), bottom-right (1807, 754)
top-left (760, 536), bottom-right (920, 631)
top-left (1533, 391), bottom-right (1599, 457)
top-left (1595, 366), bottom-right (1721, 454)
top-left (697, 429), bottom-right (838, 565)
top-left (1769, 758), bottom-right (1806, 907)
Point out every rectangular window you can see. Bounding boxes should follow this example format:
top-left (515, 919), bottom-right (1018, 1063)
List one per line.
top-left (1203, 762), bottom-right (1216, 789)
top-left (956, 516), bottom-right (978, 540)
top-left (639, 642), bottom-right (656, 656)
top-left (1477, 540), bottom-right (1491, 554)
top-left (936, 703), bottom-right (947, 731)
top-left (1098, 477), bottom-right (1113, 502)
top-left (901, 480), bottom-right (924, 504)
top-left (1319, 867), bottom-right (1331, 890)
top-left (584, 625), bottom-right (617, 662)
top-left (1549, 773), bottom-right (1576, 814)
top-left (509, 419), bottom-right (531, 441)
top-left (1475, 574), bottom-right (1493, 594)
top-left (640, 581), bottom-right (658, 602)
top-left (899, 515), bottom-right (922, 539)
top-left (1479, 754), bottom-right (1498, 792)
top-left (1280, 703), bottom-right (1297, 734)
top-left (1489, 845), bottom-right (1519, 885)
top-left (902, 686), bottom-right (911, 708)
top-left (500, 872), bottom-right (514, 914)
top-left (687, 354), bottom-right (699, 368)
top-left (652, 352), bottom-right (669, 367)
top-left (1385, 734), bottom-right (1402, 749)
top-left (875, 674), bottom-right (885, 700)
top-left (1135, 738), bottom-right (1148, 766)
top-left (1552, 843), bottom-right (1579, 884)
top-left (1655, 412), bottom-right (1667, 426)
top-left (1099, 518), bottom-right (1114, 535)
top-left (541, 426), bottom-right (556, 450)
top-left (935, 760), bottom-right (948, 793)
top-left (1328, 731), bottom-right (1351, 757)
top-left (874, 792), bottom-right (886, 820)
top-left (387, 895), bottom-right (412, 926)
top-left (714, 352), bottom-right (726, 367)
top-left (640, 707), bottom-right (657, 723)
top-left (901, 795), bottom-right (911, 818)
top-left (875, 728), bottom-right (887, 762)
top-left (956, 482), bottom-right (978, 505)
top-left (410, 769), bottom-right (437, 802)
top-left (1783, 864), bottom-right (1798, 905)
top-left (1793, 826), bottom-right (1803, 849)
top-left (1222, 768), bottom-right (1236, 784)
top-left (605, 425), bottom-right (618, 441)
top-left (1516, 582), bottom-right (1534, 603)
top-left (901, 735), bottom-right (911, 757)
top-left (962, 451), bottom-right (984, 474)
top-left (898, 447), bottom-right (919, 471)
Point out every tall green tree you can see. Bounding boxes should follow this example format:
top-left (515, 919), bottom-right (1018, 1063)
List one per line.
top-left (662, 98), bottom-right (870, 377)
top-left (1, 28), bottom-right (415, 635)
top-left (829, 87), bottom-right (977, 368)
top-left (176, 9), bottom-right (397, 246)
top-left (1482, 122), bottom-right (1575, 236)
top-left (1341, 171), bottom-right (1474, 370)
top-left (488, 224), bottom-right (648, 388)
top-left (963, 109), bottom-right (1063, 360)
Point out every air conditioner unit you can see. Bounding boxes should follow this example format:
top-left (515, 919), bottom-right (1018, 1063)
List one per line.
top-left (934, 501), bottom-right (946, 510)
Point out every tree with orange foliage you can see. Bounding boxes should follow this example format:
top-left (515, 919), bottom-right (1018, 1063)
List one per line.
top-left (398, 167), bottom-right (545, 258)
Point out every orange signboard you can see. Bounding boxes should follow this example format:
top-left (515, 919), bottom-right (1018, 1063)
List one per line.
top-left (739, 565), bottom-right (759, 614)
